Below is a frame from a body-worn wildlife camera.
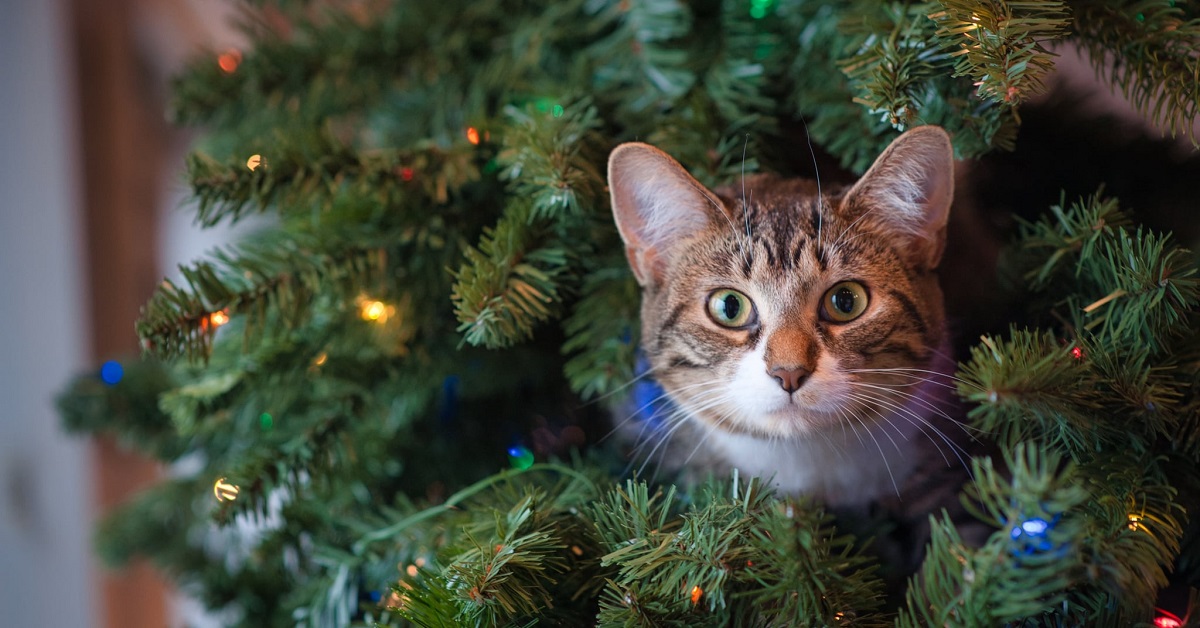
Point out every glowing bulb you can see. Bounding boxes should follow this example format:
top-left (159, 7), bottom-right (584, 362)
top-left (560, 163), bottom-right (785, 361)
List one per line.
top-left (690, 585), bottom-right (702, 605)
top-left (406, 564), bottom-right (418, 577)
top-left (217, 49), bottom-right (242, 73)
top-left (1155, 610), bottom-right (1183, 628)
top-left (246, 154), bottom-right (262, 171)
top-left (466, 127), bottom-right (481, 145)
top-left (1128, 514), bottom-right (1143, 531)
top-left (209, 310), bottom-right (230, 327)
top-left (313, 352), bottom-right (328, 366)
top-left (362, 300), bottom-right (386, 320)
top-left (1071, 346), bottom-right (1084, 360)
top-left (100, 361), bottom-right (124, 386)
top-left (358, 297), bottom-right (394, 323)
top-left (213, 477), bottom-right (240, 502)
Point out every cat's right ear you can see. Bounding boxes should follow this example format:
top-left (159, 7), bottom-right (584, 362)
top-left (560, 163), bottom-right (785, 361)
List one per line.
top-left (608, 143), bottom-right (723, 287)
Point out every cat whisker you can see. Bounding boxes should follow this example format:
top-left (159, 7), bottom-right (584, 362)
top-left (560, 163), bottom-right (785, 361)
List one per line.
top-left (846, 379), bottom-right (977, 438)
top-left (600, 376), bottom-right (728, 443)
top-left (845, 390), bottom-right (953, 467)
top-left (624, 385), bottom-right (733, 473)
top-left (842, 404), bottom-right (902, 497)
top-left (799, 115), bottom-right (825, 260)
top-left (844, 366), bottom-right (981, 390)
top-left (845, 388), bottom-right (975, 480)
top-left (585, 362), bottom-right (666, 407)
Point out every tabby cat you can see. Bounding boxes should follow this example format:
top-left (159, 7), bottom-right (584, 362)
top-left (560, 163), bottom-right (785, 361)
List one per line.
top-left (608, 126), bottom-right (972, 511)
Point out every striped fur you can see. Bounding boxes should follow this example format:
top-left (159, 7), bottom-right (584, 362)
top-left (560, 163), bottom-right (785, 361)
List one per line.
top-left (609, 127), bottom-right (971, 508)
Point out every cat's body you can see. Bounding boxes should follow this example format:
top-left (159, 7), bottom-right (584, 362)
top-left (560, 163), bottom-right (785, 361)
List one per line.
top-left (609, 127), bottom-right (971, 511)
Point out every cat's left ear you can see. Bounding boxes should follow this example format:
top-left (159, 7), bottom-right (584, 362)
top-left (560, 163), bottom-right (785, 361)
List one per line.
top-left (842, 126), bottom-right (954, 269)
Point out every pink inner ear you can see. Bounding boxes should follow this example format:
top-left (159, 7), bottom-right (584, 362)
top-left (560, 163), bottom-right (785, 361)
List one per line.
top-left (843, 126), bottom-right (954, 267)
top-left (607, 142), bottom-right (722, 285)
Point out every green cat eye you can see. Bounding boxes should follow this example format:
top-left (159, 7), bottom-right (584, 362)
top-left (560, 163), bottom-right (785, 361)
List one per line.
top-left (707, 289), bottom-right (756, 328)
top-left (822, 281), bottom-right (869, 322)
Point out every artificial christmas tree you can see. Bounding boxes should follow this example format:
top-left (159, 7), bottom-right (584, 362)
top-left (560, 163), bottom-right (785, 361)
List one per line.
top-left (59, 1), bottom-right (1200, 625)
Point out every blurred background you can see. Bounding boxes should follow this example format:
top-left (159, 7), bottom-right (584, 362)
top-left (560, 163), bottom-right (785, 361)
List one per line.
top-left (0, 1), bottom-right (1194, 626)
top-left (0, 0), bottom-right (252, 625)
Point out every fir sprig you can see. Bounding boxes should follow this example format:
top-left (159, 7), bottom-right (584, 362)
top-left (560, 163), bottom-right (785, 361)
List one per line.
top-left (1072, 0), bottom-right (1200, 144)
top-left (136, 231), bottom-right (388, 361)
top-left (930, 0), bottom-right (1072, 106)
top-left (842, 3), bottom-right (950, 130)
top-left (450, 200), bottom-right (570, 349)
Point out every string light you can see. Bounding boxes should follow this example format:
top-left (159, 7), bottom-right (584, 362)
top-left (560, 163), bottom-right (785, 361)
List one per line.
top-left (1155, 610), bottom-right (1183, 628)
top-left (246, 154), bottom-right (263, 171)
top-left (400, 167), bottom-right (415, 182)
top-left (213, 477), bottom-right (240, 502)
top-left (466, 127), bottom-right (481, 145)
top-left (260, 412), bottom-right (274, 431)
top-left (313, 352), bottom-right (328, 366)
top-left (100, 360), bottom-right (124, 386)
top-left (1128, 514), bottom-right (1143, 531)
top-left (217, 49), bottom-right (242, 73)
top-left (507, 445), bottom-right (534, 470)
top-left (552, 104), bottom-right (564, 118)
top-left (406, 564), bottom-right (419, 577)
top-left (358, 297), bottom-right (394, 323)
top-left (749, 0), bottom-right (774, 19)
top-left (209, 310), bottom-right (231, 327)
top-left (1071, 346), bottom-right (1084, 360)
top-left (689, 585), bottom-right (703, 605)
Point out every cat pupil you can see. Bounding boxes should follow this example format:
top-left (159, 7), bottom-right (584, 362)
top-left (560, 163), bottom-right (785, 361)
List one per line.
top-left (833, 288), bottom-right (856, 313)
top-left (723, 294), bottom-right (741, 319)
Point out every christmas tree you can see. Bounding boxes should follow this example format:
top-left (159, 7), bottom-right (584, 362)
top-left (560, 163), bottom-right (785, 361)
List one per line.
top-left (58, 0), bottom-right (1200, 625)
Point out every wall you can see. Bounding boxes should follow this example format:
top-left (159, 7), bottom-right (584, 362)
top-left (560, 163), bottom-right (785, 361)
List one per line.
top-left (0, 0), bottom-right (96, 625)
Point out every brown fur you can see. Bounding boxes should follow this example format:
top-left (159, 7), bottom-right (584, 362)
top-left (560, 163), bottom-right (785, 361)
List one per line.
top-left (609, 127), bottom-right (972, 509)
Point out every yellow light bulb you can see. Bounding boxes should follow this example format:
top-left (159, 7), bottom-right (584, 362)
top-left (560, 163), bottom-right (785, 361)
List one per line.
top-left (213, 477), bottom-right (240, 502)
top-left (362, 300), bottom-right (387, 321)
top-left (209, 310), bottom-right (230, 327)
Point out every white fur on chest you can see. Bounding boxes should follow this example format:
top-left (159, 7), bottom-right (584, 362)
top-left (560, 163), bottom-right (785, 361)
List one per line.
top-left (711, 420), bottom-right (923, 507)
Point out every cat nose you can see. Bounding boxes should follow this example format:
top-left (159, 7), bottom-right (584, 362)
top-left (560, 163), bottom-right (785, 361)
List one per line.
top-left (768, 365), bottom-right (811, 393)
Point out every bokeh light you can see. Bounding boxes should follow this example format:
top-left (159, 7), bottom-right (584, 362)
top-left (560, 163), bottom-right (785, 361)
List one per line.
top-left (100, 360), bottom-right (123, 386)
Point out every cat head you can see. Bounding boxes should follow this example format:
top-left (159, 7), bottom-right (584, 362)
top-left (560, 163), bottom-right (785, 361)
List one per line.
top-left (608, 127), bottom-right (954, 440)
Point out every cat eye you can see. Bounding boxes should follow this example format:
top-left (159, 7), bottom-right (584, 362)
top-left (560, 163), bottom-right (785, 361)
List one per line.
top-left (707, 289), bottom-right (756, 328)
top-left (821, 281), bottom-right (869, 322)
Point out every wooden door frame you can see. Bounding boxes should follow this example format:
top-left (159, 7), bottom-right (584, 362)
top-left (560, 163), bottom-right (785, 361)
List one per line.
top-left (70, 0), bottom-right (171, 625)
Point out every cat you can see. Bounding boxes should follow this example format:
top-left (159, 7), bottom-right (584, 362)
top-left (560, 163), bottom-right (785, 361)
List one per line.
top-left (607, 126), bottom-right (974, 512)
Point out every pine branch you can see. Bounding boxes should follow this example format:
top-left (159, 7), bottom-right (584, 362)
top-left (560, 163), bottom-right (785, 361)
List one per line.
top-left (931, 0), bottom-right (1072, 106)
top-left (958, 329), bottom-right (1109, 456)
top-left (841, 3), bottom-right (951, 129)
top-left (1071, 0), bottom-right (1200, 145)
top-left (451, 200), bottom-right (570, 349)
top-left (897, 444), bottom-right (1178, 626)
top-left (1074, 227), bottom-right (1199, 355)
top-left (1010, 190), bottom-right (1199, 355)
top-left (562, 264), bottom-right (641, 400)
top-left (57, 358), bottom-right (183, 460)
top-left (135, 229), bottom-right (399, 361)
top-left (593, 475), bottom-right (885, 626)
top-left (186, 141), bottom-right (480, 228)
top-left (588, 0), bottom-right (696, 111)
top-left (497, 99), bottom-right (607, 222)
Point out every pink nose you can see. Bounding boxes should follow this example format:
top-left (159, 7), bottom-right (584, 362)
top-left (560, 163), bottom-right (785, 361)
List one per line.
top-left (769, 366), bottom-right (811, 393)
